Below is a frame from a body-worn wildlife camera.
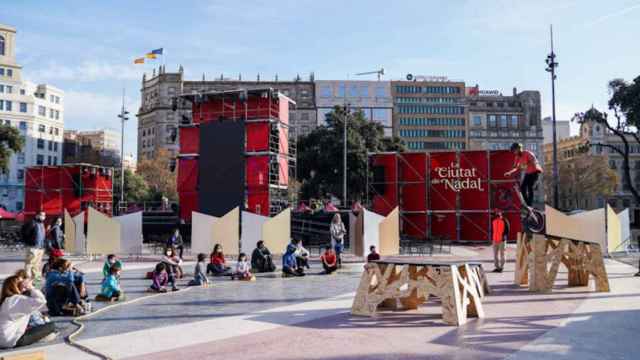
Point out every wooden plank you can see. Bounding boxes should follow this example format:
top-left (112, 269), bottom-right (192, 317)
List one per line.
top-left (378, 207), bottom-right (400, 256)
top-left (1, 351), bottom-right (46, 360)
top-left (86, 206), bottom-right (121, 255)
top-left (63, 209), bottom-right (75, 254)
top-left (262, 208), bottom-right (290, 256)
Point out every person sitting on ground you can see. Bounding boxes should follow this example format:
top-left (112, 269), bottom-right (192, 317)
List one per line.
top-left (251, 240), bottom-right (276, 273)
top-left (41, 253), bottom-right (62, 279)
top-left (294, 239), bottom-right (311, 270)
top-left (166, 228), bottom-right (185, 259)
top-left (367, 245), bottom-right (381, 262)
top-left (0, 275), bottom-right (57, 349)
top-left (57, 258), bottom-right (88, 300)
top-left (160, 247), bottom-right (181, 291)
top-left (282, 243), bottom-right (305, 277)
top-left (320, 246), bottom-right (338, 275)
top-left (102, 254), bottom-right (123, 279)
top-left (207, 244), bottom-right (231, 276)
top-left (188, 253), bottom-right (210, 287)
top-left (96, 264), bottom-right (124, 302)
top-left (44, 259), bottom-right (87, 316)
top-left (232, 253), bottom-right (254, 281)
top-left (149, 263), bottom-right (169, 293)
top-left (14, 270), bottom-right (50, 330)
top-left (330, 213), bottom-right (346, 268)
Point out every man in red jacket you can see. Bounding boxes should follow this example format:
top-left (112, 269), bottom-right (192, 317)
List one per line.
top-left (505, 142), bottom-right (543, 207)
top-left (492, 210), bottom-right (510, 273)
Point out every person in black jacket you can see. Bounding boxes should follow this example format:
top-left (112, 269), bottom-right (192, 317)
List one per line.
top-left (251, 241), bottom-right (276, 273)
top-left (22, 211), bottom-right (47, 282)
top-left (47, 217), bottom-right (65, 253)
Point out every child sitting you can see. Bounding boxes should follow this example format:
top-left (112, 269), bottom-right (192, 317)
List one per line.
top-left (102, 254), bottom-right (123, 279)
top-left (320, 246), bottom-right (338, 274)
top-left (232, 253), bottom-right (254, 281)
top-left (207, 244), bottom-right (231, 276)
top-left (282, 243), bottom-right (305, 277)
top-left (96, 264), bottom-right (124, 302)
top-left (188, 253), bottom-right (210, 287)
top-left (149, 263), bottom-right (169, 293)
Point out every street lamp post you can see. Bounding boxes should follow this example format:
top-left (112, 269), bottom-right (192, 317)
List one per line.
top-left (343, 104), bottom-right (349, 207)
top-left (546, 25), bottom-right (559, 209)
top-left (117, 90), bottom-right (129, 213)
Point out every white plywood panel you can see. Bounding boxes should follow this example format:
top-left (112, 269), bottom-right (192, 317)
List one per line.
top-left (116, 211), bottom-right (143, 255)
top-left (73, 212), bottom-right (86, 255)
top-left (362, 208), bottom-right (384, 257)
top-left (87, 207), bottom-right (121, 255)
top-left (545, 205), bottom-right (605, 246)
top-left (240, 211), bottom-right (269, 255)
top-left (212, 207), bottom-right (240, 256)
top-left (607, 205), bottom-right (622, 253)
top-left (64, 209), bottom-right (76, 254)
top-left (619, 209), bottom-right (631, 245)
top-left (191, 211), bottom-right (217, 256)
top-left (379, 207), bottom-right (400, 256)
top-left (262, 208), bottom-right (291, 255)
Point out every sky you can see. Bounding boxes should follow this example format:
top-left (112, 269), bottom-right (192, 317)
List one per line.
top-left (3, 0), bottom-right (640, 158)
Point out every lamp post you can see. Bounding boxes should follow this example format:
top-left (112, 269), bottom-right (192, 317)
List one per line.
top-left (117, 90), bottom-right (129, 212)
top-left (343, 103), bottom-right (349, 207)
top-left (545, 25), bottom-right (559, 209)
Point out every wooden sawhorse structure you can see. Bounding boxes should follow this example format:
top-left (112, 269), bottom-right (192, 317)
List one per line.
top-left (351, 259), bottom-right (488, 326)
top-left (514, 232), bottom-right (610, 292)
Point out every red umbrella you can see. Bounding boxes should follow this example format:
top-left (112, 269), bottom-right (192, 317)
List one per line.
top-left (0, 208), bottom-right (17, 220)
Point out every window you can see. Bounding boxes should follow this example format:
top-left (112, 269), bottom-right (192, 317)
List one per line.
top-left (610, 160), bottom-right (617, 170)
top-left (337, 83), bottom-right (345, 97)
top-left (349, 84), bottom-right (358, 97)
top-left (36, 155), bottom-right (44, 165)
top-left (49, 109), bottom-right (54, 119)
top-left (0, 84), bottom-right (3, 93)
top-left (47, 156), bottom-right (52, 165)
top-left (37, 139), bottom-right (44, 149)
top-left (17, 170), bottom-right (24, 181)
top-left (54, 128), bottom-right (59, 135)
top-left (0, 100), bottom-right (3, 110)
top-left (359, 86), bottom-right (368, 97)
top-left (20, 89), bottom-right (25, 95)
top-left (5, 86), bottom-right (11, 94)
top-left (0, 35), bottom-right (4, 56)
top-left (3, 101), bottom-right (10, 111)
top-left (19, 121), bottom-right (26, 130)
top-left (511, 115), bottom-right (518, 127)
top-left (48, 141), bottom-right (53, 151)
top-left (17, 153), bottom-right (24, 164)
top-left (499, 115), bottom-right (507, 127)
top-left (50, 95), bottom-right (54, 102)
top-left (320, 85), bottom-right (331, 98)
top-left (375, 86), bottom-right (386, 97)
top-left (19, 102), bottom-right (27, 113)
top-left (38, 106), bottom-right (46, 116)
top-left (38, 124), bottom-right (45, 132)
top-left (0, 68), bottom-right (3, 76)
top-left (4, 120), bottom-right (9, 126)
top-left (6, 69), bottom-right (12, 77)
top-left (488, 115), bottom-right (497, 127)
top-left (472, 115), bottom-right (482, 126)
top-left (16, 202), bottom-right (23, 211)
top-left (53, 142), bottom-right (58, 151)
top-left (55, 96), bottom-right (60, 104)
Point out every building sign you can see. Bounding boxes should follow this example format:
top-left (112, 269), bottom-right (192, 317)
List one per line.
top-left (479, 90), bottom-right (501, 96)
top-left (432, 162), bottom-right (484, 192)
top-left (406, 74), bottom-right (449, 82)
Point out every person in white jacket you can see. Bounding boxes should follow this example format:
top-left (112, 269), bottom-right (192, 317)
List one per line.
top-left (0, 275), bottom-right (56, 348)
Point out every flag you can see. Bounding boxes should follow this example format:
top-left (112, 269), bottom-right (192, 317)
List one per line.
top-left (151, 48), bottom-right (163, 55)
top-left (134, 58), bottom-right (144, 64)
top-left (145, 53), bottom-right (157, 59)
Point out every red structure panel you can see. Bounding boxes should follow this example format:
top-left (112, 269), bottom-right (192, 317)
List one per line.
top-left (177, 158), bottom-right (199, 193)
top-left (490, 182), bottom-right (522, 211)
top-left (430, 213), bottom-right (456, 240)
top-left (179, 191), bottom-right (198, 222)
top-left (460, 213), bottom-right (490, 242)
top-left (246, 122), bottom-right (269, 152)
top-left (371, 153), bottom-right (397, 216)
top-left (429, 152), bottom-right (457, 211)
top-left (490, 150), bottom-right (517, 181)
top-left (179, 126), bottom-right (200, 154)
top-left (246, 156), bottom-right (269, 188)
top-left (247, 192), bottom-right (269, 216)
top-left (402, 214), bottom-right (427, 238)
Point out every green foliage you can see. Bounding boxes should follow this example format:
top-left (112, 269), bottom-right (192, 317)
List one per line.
top-left (297, 106), bottom-right (404, 203)
top-left (608, 76), bottom-right (640, 126)
top-left (114, 169), bottom-right (151, 203)
top-left (0, 125), bottom-right (24, 171)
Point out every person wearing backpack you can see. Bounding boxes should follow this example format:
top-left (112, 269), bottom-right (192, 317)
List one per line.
top-left (22, 211), bottom-right (47, 283)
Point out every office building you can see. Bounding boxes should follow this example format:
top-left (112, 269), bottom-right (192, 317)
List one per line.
top-left (542, 116), bottom-right (571, 144)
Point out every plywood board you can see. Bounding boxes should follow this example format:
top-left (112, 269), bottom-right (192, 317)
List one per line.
top-left (378, 207), bottom-right (400, 256)
top-left (607, 205), bottom-right (622, 253)
top-left (191, 211), bottom-right (217, 256)
top-left (262, 208), bottom-right (290, 255)
top-left (87, 207), bottom-right (121, 255)
top-left (619, 209), bottom-right (631, 246)
top-left (64, 209), bottom-right (76, 254)
top-left (212, 207), bottom-right (240, 256)
top-left (72, 212), bottom-right (86, 255)
top-left (240, 211), bottom-right (269, 255)
top-left (545, 206), bottom-right (605, 246)
top-left (115, 211), bottom-right (143, 254)
top-left (362, 209), bottom-right (384, 257)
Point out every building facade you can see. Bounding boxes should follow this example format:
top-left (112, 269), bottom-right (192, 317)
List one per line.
top-left (0, 24), bottom-right (64, 211)
top-left (542, 116), bottom-right (571, 144)
top-left (391, 78), bottom-right (466, 150)
top-left (63, 129), bottom-right (120, 166)
top-left (315, 80), bottom-right (392, 136)
top-left (137, 67), bottom-right (316, 159)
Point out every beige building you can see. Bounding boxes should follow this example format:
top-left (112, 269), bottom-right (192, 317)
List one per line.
top-left (392, 77), bottom-right (467, 150)
top-left (542, 116), bottom-right (571, 144)
top-left (0, 23), bottom-right (64, 211)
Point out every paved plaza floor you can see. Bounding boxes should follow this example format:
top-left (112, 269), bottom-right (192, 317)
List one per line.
top-left (1, 245), bottom-right (640, 360)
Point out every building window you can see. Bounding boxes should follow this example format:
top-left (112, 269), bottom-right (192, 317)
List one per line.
top-left (47, 156), bottom-right (52, 165)
top-left (48, 141), bottom-right (53, 151)
top-left (0, 36), bottom-right (4, 56)
top-left (38, 106), bottom-right (46, 116)
top-left (16, 202), bottom-right (23, 211)
top-left (38, 124), bottom-right (45, 132)
top-left (499, 115), bottom-right (507, 127)
top-left (49, 109), bottom-right (54, 119)
top-left (6, 69), bottom-right (12, 77)
top-left (53, 142), bottom-right (58, 151)
top-left (37, 139), bottom-right (44, 149)
top-left (472, 115), bottom-right (482, 126)
top-left (55, 110), bottom-right (60, 120)
top-left (17, 153), bottom-right (24, 164)
top-left (359, 86), bottom-right (368, 97)
top-left (17, 169), bottom-right (24, 181)
top-left (54, 127), bottom-right (59, 135)
top-left (19, 121), bottom-right (26, 130)
top-left (50, 95), bottom-right (54, 103)
top-left (19, 102), bottom-right (27, 113)
top-left (320, 85), bottom-right (331, 98)
top-left (337, 83), bottom-right (345, 97)
top-left (488, 115), bottom-right (497, 127)
top-left (36, 154), bottom-right (44, 165)
top-left (0, 100), bottom-right (3, 111)
top-left (375, 86), bottom-right (386, 97)
top-left (511, 115), bottom-right (518, 127)
top-left (20, 89), bottom-right (25, 95)
top-left (349, 84), bottom-right (358, 97)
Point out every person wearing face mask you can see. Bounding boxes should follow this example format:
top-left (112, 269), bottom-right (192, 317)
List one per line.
top-left (22, 211), bottom-right (47, 282)
top-left (47, 217), bottom-right (65, 255)
top-left (161, 246), bottom-right (182, 291)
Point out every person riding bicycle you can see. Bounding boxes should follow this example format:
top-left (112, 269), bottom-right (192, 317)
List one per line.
top-left (504, 143), bottom-right (542, 207)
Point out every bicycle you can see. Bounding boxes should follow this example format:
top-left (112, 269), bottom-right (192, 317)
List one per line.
top-left (495, 180), bottom-right (545, 234)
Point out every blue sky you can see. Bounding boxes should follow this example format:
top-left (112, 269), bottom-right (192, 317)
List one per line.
top-left (3, 0), bottom-right (640, 158)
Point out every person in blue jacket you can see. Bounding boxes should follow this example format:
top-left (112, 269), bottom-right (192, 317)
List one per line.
top-left (282, 243), bottom-right (305, 277)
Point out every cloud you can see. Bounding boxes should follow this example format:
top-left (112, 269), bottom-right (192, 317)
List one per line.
top-left (28, 60), bottom-right (142, 82)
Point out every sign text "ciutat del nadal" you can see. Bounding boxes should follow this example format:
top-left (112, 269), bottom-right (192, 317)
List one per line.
top-left (433, 162), bottom-right (484, 192)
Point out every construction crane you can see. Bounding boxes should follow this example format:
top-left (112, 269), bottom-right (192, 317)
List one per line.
top-left (355, 68), bottom-right (384, 81)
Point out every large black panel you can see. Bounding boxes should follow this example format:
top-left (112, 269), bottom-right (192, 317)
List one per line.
top-left (198, 120), bottom-right (245, 217)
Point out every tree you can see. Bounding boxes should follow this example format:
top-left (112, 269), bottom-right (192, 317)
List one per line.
top-left (573, 75), bottom-right (640, 204)
top-left (0, 124), bottom-right (24, 171)
top-left (137, 149), bottom-right (177, 201)
top-left (297, 106), bottom-right (404, 203)
top-left (113, 168), bottom-right (151, 204)
top-left (545, 152), bottom-right (617, 210)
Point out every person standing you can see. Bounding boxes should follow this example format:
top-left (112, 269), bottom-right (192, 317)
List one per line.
top-left (491, 210), bottom-right (510, 273)
top-left (166, 228), bottom-right (184, 259)
top-left (22, 212), bottom-right (47, 282)
top-left (504, 142), bottom-right (543, 207)
top-left (48, 217), bottom-right (65, 254)
top-left (330, 213), bottom-right (346, 268)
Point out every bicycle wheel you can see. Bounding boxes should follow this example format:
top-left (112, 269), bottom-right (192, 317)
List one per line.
top-left (524, 210), bottom-right (545, 234)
